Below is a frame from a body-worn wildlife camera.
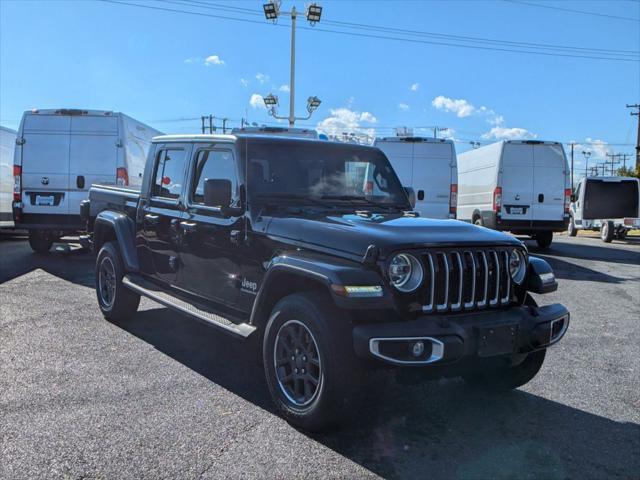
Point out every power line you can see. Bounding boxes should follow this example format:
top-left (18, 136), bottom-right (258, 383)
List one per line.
top-left (175, 0), bottom-right (639, 57)
top-left (502, 0), bottom-right (640, 23)
top-left (98, 0), bottom-right (639, 62)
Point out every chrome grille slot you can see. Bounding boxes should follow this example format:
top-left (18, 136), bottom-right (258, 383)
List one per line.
top-left (419, 247), bottom-right (515, 314)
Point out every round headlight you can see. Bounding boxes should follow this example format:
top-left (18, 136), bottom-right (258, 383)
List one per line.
top-left (509, 249), bottom-right (526, 284)
top-left (388, 253), bottom-right (423, 292)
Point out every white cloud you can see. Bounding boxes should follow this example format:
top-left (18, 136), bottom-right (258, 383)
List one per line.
top-left (204, 55), bottom-right (225, 66)
top-left (482, 126), bottom-right (537, 140)
top-left (240, 78), bottom-right (249, 87)
top-left (398, 103), bottom-right (410, 111)
top-left (432, 95), bottom-right (476, 118)
top-left (184, 57), bottom-right (198, 64)
top-left (575, 137), bottom-right (611, 160)
top-left (410, 83), bottom-right (420, 92)
top-left (316, 107), bottom-right (377, 141)
top-left (249, 93), bottom-right (265, 109)
top-left (255, 73), bottom-right (270, 84)
top-left (279, 84), bottom-right (290, 92)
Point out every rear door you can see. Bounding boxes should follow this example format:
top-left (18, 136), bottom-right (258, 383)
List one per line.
top-left (141, 144), bottom-right (189, 286)
top-left (500, 142), bottom-right (534, 223)
top-left (68, 115), bottom-right (118, 218)
top-left (20, 114), bottom-right (71, 216)
top-left (412, 142), bottom-right (453, 219)
top-left (374, 140), bottom-right (413, 188)
top-left (532, 144), bottom-right (567, 222)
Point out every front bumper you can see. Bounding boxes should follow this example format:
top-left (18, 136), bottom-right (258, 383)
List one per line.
top-left (353, 303), bottom-right (569, 366)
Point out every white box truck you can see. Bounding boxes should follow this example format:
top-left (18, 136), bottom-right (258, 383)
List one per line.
top-left (373, 137), bottom-right (458, 219)
top-left (568, 176), bottom-right (640, 242)
top-left (1, 126), bottom-right (17, 228)
top-left (457, 140), bottom-right (570, 248)
top-left (12, 109), bottom-right (162, 252)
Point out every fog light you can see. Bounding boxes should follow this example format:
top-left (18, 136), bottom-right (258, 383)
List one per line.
top-left (411, 341), bottom-right (425, 357)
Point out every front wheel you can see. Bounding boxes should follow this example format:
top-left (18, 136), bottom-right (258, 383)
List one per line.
top-left (463, 349), bottom-right (546, 391)
top-left (28, 230), bottom-right (54, 253)
top-left (601, 221), bottom-right (614, 243)
top-left (535, 231), bottom-right (553, 249)
top-left (95, 242), bottom-right (140, 320)
top-left (263, 292), bottom-right (358, 431)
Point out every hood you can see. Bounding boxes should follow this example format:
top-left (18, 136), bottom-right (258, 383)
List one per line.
top-left (265, 213), bottom-right (522, 258)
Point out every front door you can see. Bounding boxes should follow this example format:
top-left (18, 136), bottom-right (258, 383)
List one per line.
top-left (177, 145), bottom-right (243, 307)
top-left (141, 145), bottom-right (189, 286)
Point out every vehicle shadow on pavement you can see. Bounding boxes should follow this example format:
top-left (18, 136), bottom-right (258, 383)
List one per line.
top-left (533, 255), bottom-right (628, 283)
top-left (114, 307), bottom-right (640, 480)
top-left (525, 239), bottom-right (640, 266)
top-left (0, 241), bottom-right (94, 287)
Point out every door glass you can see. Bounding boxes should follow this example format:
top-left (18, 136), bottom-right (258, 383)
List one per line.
top-left (191, 149), bottom-right (239, 206)
top-left (152, 149), bottom-right (187, 199)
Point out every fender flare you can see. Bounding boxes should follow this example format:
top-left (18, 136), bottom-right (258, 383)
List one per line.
top-left (94, 211), bottom-right (139, 272)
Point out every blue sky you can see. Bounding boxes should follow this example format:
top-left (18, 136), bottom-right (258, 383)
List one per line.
top-left (1, 0), bottom-right (638, 172)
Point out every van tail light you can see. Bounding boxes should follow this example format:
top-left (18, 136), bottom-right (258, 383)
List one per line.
top-left (13, 165), bottom-right (22, 202)
top-left (493, 186), bottom-right (502, 213)
top-left (564, 188), bottom-right (571, 213)
top-left (449, 184), bottom-right (458, 216)
top-left (116, 167), bottom-right (129, 187)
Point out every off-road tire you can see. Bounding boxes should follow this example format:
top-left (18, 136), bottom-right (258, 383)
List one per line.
top-left (535, 231), bottom-right (553, 249)
top-left (28, 230), bottom-right (54, 253)
top-left (567, 218), bottom-right (577, 237)
top-left (463, 349), bottom-right (546, 391)
top-left (95, 242), bottom-right (140, 320)
top-left (601, 221), bottom-right (614, 243)
top-left (263, 292), bottom-right (360, 431)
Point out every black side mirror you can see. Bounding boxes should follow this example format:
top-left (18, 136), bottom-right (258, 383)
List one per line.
top-left (570, 194), bottom-right (576, 202)
top-left (404, 186), bottom-right (416, 209)
top-left (204, 179), bottom-right (232, 208)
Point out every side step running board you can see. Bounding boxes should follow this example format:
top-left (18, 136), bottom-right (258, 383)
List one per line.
top-left (123, 275), bottom-right (256, 338)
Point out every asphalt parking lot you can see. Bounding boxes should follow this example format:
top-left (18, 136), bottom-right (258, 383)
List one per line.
top-left (1, 232), bottom-right (639, 479)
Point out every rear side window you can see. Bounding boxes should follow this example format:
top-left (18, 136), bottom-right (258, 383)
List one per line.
top-left (191, 149), bottom-right (238, 205)
top-left (152, 149), bottom-right (187, 199)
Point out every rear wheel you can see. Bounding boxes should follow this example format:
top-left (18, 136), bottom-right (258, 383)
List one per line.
top-left (601, 221), bottom-right (614, 243)
top-left (463, 349), bottom-right (546, 391)
top-left (28, 230), bottom-right (54, 253)
top-left (473, 216), bottom-right (483, 227)
top-left (535, 230), bottom-right (553, 249)
top-left (95, 242), bottom-right (140, 320)
top-left (567, 218), bottom-right (577, 237)
top-left (263, 292), bottom-right (359, 431)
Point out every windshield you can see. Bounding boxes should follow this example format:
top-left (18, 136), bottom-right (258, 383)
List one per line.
top-left (244, 140), bottom-right (409, 208)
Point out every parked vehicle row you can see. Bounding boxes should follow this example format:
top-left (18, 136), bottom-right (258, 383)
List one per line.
top-left (81, 133), bottom-right (570, 431)
top-left (0, 126), bottom-right (16, 228)
top-left (9, 109), bottom-right (161, 251)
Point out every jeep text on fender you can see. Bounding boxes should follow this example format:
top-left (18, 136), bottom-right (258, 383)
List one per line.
top-left (82, 134), bottom-right (570, 431)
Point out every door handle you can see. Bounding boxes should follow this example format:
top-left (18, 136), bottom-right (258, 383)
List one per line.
top-left (76, 175), bottom-right (85, 189)
top-left (144, 213), bottom-right (159, 221)
top-left (417, 190), bottom-right (425, 201)
top-left (180, 221), bottom-right (197, 233)
top-left (538, 194), bottom-right (544, 203)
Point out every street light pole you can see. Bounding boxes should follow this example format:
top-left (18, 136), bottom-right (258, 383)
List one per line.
top-left (289, 6), bottom-right (296, 127)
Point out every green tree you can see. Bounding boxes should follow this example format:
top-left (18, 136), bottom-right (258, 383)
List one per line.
top-left (617, 163), bottom-right (640, 178)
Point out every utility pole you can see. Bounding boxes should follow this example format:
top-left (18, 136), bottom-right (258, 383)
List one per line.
top-left (606, 153), bottom-right (621, 175)
top-left (433, 126), bottom-right (447, 138)
top-left (222, 118), bottom-right (228, 134)
top-left (619, 153), bottom-right (631, 170)
top-left (627, 104), bottom-right (640, 166)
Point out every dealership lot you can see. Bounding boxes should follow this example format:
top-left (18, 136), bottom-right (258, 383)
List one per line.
top-left (1, 233), bottom-right (638, 479)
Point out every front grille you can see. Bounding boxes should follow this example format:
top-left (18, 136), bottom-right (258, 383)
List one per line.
top-left (419, 248), bottom-right (514, 314)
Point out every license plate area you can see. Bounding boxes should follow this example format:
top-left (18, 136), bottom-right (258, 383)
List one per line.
top-left (477, 324), bottom-right (518, 357)
top-left (35, 195), bottom-right (55, 206)
top-left (510, 207), bottom-right (523, 215)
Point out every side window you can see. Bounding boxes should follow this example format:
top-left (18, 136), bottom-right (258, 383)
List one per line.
top-left (152, 149), bottom-right (187, 200)
top-left (191, 149), bottom-right (238, 205)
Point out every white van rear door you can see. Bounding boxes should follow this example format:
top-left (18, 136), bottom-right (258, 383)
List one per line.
top-left (375, 141), bottom-right (413, 187)
top-left (20, 114), bottom-right (71, 216)
top-left (532, 144), bottom-right (566, 222)
top-left (500, 143), bottom-right (534, 221)
top-left (68, 115), bottom-right (118, 216)
top-left (412, 142), bottom-right (453, 219)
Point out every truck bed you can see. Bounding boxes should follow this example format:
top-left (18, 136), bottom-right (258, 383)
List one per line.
top-left (87, 184), bottom-right (140, 221)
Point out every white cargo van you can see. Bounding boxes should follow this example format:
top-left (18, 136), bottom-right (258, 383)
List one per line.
top-left (457, 140), bottom-right (570, 248)
top-left (13, 109), bottom-right (162, 252)
top-left (568, 176), bottom-right (640, 242)
top-left (1, 126), bottom-right (17, 228)
top-left (373, 137), bottom-right (458, 219)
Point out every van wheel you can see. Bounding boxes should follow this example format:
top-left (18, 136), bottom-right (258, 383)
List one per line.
top-left (473, 216), bottom-right (483, 227)
top-left (601, 221), bottom-right (614, 243)
top-left (535, 231), bottom-right (553, 249)
top-left (263, 292), bottom-right (359, 432)
top-left (95, 242), bottom-right (140, 320)
top-left (463, 349), bottom-right (546, 391)
top-left (28, 230), bottom-right (54, 253)
top-left (567, 219), bottom-right (577, 237)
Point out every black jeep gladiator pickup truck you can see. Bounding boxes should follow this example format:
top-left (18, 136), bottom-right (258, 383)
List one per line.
top-left (82, 134), bottom-right (569, 431)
